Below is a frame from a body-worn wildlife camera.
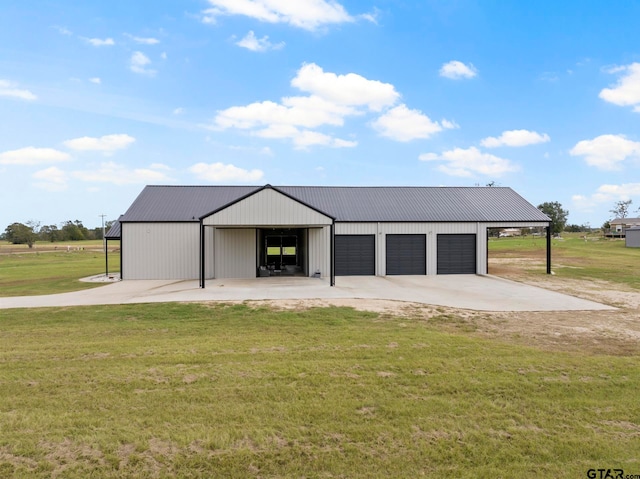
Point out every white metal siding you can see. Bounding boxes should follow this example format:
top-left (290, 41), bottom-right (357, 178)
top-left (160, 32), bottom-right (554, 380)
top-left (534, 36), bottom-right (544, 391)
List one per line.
top-left (484, 222), bottom-right (549, 228)
top-left (122, 222), bottom-right (199, 280)
top-left (214, 229), bottom-right (256, 279)
top-left (204, 188), bottom-right (332, 226)
top-left (335, 223), bottom-right (377, 234)
top-left (205, 226), bottom-right (215, 279)
top-left (308, 226), bottom-right (330, 278)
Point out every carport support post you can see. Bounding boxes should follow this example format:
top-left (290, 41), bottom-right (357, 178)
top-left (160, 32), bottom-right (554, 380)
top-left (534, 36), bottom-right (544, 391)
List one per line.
top-left (105, 239), bottom-right (109, 277)
top-left (546, 225), bottom-right (551, 274)
top-left (199, 221), bottom-right (205, 288)
top-left (330, 222), bottom-right (335, 286)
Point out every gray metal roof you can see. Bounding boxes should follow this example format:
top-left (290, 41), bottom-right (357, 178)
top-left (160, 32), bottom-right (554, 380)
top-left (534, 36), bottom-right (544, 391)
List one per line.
top-left (105, 217), bottom-right (121, 239)
top-left (119, 185), bottom-right (550, 223)
top-left (120, 185), bottom-right (258, 222)
top-left (278, 186), bottom-right (550, 222)
top-left (611, 217), bottom-right (640, 224)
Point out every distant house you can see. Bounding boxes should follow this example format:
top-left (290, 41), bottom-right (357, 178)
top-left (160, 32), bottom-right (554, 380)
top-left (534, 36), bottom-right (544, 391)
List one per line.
top-left (626, 227), bottom-right (640, 248)
top-left (106, 184), bottom-right (551, 287)
top-left (609, 217), bottom-right (640, 237)
top-left (499, 228), bottom-right (522, 237)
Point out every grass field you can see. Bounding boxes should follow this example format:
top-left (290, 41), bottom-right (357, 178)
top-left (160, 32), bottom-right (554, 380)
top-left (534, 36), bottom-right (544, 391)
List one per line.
top-left (0, 240), bottom-right (120, 296)
top-left (488, 232), bottom-right (640, 289)
top-left (1, 303), bottom-right (639, 478)
top-left (1, 235), bottom-right (639, 477)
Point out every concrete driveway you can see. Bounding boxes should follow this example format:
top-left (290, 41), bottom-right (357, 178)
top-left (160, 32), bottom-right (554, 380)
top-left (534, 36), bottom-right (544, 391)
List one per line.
top-left (0, 275), bottom-right (614, 311)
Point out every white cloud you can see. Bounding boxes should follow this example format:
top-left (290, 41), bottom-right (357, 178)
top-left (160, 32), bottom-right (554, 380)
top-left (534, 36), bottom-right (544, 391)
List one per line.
top-left (439, 60), bottom-right (478, 80)
top-left (236, 30), bottom-right (285, 52)
top-left (602, 64), bottom-right (627, 74)
top-left (569, 134), bottom-right (640, 170)
top-left (229, 145), bottom-right (274, 156)
top-left (149, 163), bottom-right (171, 170)
top-left (419, 147), bottom-right (518, 177)
top-left (573, 183), bottom-right (640, 212)
top-left (161, 52), bottom-right (167, 60)
top-left (441, 119), bottom-right (460, 130)
top-left (215, 95), bottom-right (358, 149)
top-left (599, 63), bottom-right (640, 110)
top-left (258, 126), bottom-right (356, 149)
top-left (63, 134), bottom-right (136, 152)
top-left (481, 129), bottom-right (551, 148)
top-left (359, 10), bottom-right (379, 24)
top-left (89, 77), bottom-right (101, 84)
top-left (292, 63), bottom-right (399, 111)
top-left (130, 51), bottom-right (156, 76)
top-left (86, 37), bottom-right (115, 47)
top-left (173, 107), bottom-right (185, 115)
top-left (0, 147), bottom-right (70, 165)
top-left (73, 162), bottom-right (172, 185)
top-left (33, 166), bottom-right (68, 192)
top-left (202, 0), bottom-right (354, 30)
top-left (216, 97), bottom-right (356, 130)
top-left (0, 80), bottom-right (37, 101)
top-left (189, 162), bottom-right (264, 182)
top-left (125, 34), bottom-right (160, 45)
top-left (372, 104), bottom-right (455, 142)
top-left (214, 63), bottom-right (449, 148)
top-left (52, 25), bottom-right (72, 35)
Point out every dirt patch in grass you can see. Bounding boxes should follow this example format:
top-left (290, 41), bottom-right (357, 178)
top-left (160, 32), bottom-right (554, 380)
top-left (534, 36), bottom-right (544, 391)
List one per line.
top-left (497, 273), bottom-right (640, 309)
top-left (238, 280), bottom-right (640, 355)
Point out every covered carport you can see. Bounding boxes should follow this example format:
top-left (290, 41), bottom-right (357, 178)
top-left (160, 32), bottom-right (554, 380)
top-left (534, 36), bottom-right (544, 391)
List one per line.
top-left (104, 218), bottom-right (122, 278)
top-left (199, 185), bottom-right (335, 287)
top-left (485, 223), bottom-right (552, 275)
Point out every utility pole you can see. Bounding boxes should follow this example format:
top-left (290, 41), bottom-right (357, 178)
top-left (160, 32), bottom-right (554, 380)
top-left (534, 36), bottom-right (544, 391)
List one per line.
top-left (99, 214), bottom-right (107, 277)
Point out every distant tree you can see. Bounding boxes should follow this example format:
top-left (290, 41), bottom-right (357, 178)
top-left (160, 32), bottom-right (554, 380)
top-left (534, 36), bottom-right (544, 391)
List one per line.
top-left (565, 223), bottom-right (591, 233)
top-left (4, 222), bottom-right (38, 248)
top-left (537, 201), bottom-right (568, 235)
top-left (60, 220), bottom-right (86, 241)
top-left (91, 220), bottom-right (114, 240)
top-left (39, 224), bottom-right (61, 242)
top-left (602, 220), bottom-right (611, 232)
top-left (610, 199), bottom-right (632, 219)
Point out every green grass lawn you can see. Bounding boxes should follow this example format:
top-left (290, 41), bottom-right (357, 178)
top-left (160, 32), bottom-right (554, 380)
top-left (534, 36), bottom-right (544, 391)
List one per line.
top-left (0, 241), bottom-right (120, 296)
top-left (1, 303), bottom-right (638, 478)
top-left (489, 233), bottom-right (640, 289)
top-left (1, 234), bottom-right (639, 476)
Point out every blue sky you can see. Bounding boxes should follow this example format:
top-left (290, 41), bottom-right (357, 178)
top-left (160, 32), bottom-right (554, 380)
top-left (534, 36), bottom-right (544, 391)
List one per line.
top-left (1, 0), bottom-right (640, 230)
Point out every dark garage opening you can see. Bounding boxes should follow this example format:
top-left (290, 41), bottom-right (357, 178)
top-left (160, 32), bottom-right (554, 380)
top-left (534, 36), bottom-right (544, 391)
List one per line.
top-left (386, 234), bottom-right (426, 275)
top-left (335, 235), bottom-right (375, 276)
top-left (437, 234), bottom-right (476, 274)
top-left (257, 228), bottom-right (307, 276)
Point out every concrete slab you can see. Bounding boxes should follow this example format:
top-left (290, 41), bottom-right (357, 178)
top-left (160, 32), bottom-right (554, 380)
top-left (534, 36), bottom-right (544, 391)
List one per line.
top-left (0, 275), bottom-right (614, 311)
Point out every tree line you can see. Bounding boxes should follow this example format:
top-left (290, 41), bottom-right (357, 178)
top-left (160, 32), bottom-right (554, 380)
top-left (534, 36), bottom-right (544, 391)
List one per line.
top-left (1, 220), bottom-right (115, 248)
top-left (538, 199), bottom-right (640, 236)
top-left (536, 199), bottom-right (640, 236)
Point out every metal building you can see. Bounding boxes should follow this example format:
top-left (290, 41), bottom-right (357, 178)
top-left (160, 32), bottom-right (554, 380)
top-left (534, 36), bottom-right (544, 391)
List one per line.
top-left (107, 184), bottom-right (551, 287)
top-left (626, 227), bottom-right (640, 248)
